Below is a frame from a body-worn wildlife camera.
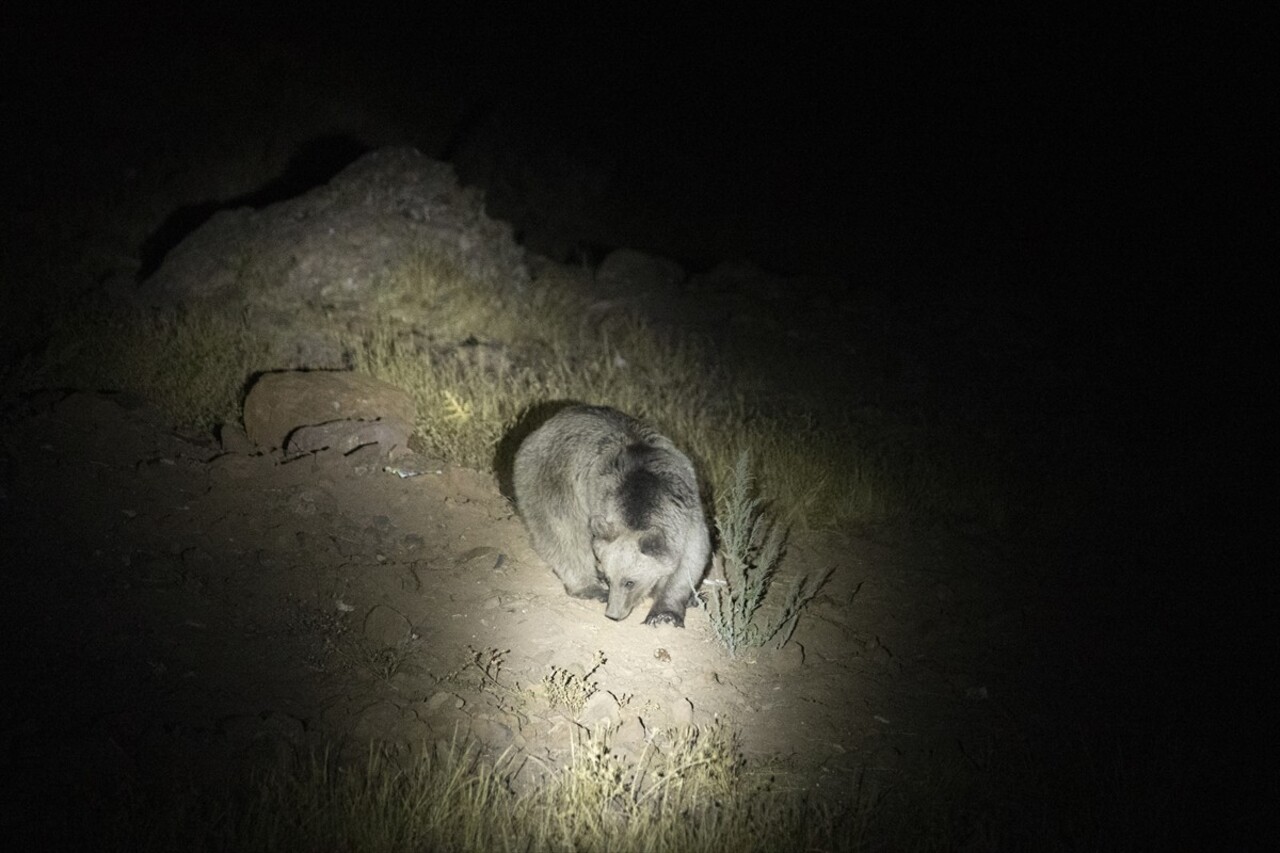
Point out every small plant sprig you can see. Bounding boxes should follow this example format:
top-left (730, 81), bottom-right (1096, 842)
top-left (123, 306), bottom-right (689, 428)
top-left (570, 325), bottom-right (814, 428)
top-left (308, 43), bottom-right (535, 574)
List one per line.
top-left (543, 650), bottom-right (607, 717)
top-left (466, 646), bottom-right (510, 690)
top-left (358, 637), bottom-right (420, 683)
top-left (710, 452), bottom-right (833, 657)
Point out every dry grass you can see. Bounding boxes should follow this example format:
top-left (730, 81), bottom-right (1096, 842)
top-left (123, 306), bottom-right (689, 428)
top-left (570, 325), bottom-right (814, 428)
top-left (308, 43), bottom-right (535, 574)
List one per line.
top-left (31, 302), bottom-right (270, 431)
top-left (71, 719), bottom-right (1169, 852)
top-left (21, 238), bottom-right (1005, 532)
top-left (91, 727), bottom-right (889, 853)
top-left (340, 246), bottom-right (994, 531)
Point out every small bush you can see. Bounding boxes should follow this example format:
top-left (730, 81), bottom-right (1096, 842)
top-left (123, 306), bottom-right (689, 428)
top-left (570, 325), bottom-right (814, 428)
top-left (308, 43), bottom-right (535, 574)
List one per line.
top-left (542, 650), bottom-right (606, 717)
top-left (709, 452), bottom-right (833, 657)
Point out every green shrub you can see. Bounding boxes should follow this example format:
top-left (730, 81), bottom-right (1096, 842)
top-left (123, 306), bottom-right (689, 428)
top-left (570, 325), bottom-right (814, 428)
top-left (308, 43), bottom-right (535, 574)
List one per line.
top-left (708, 452), bottom-right (833, 656)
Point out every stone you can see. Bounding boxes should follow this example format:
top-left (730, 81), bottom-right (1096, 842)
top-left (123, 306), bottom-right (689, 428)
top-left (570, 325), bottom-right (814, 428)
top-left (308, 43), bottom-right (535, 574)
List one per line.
top-left (217, 422), bottom-right (256, 454)
top-left (579, 690), bottom-right (618, 726)
top-left (141, 147), bottom-right (528, 310)
top-left (595, 248), bottom-right (685, 296)
top-left (364, 604), bottom-right (413, 647)
top-left (242, 370), bottom-right (416, 451)
top-left (285, 419), bottom-right (409, 456)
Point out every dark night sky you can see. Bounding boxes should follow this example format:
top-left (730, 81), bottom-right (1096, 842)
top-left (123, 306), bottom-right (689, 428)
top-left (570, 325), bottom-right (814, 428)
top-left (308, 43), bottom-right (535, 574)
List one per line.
top-left (3, 5), bottom-right (1231, 283)
top-left (3, 5), bottom-right (1252, 288)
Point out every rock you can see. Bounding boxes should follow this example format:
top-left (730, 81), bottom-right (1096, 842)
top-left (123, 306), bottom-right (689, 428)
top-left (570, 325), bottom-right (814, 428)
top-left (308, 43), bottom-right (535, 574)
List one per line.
top-left (456, 546), bottom-right (503, 571)
top-left (141, 147), bottom-right (528, 310)
top-left (284, 484), bottom-right (336, 517)
top-left (217, 422), bottom-right (255, 454)
top-left (242, 370), bottom-right (416, 451)
top-left (285, 419), bottom-right (409, 456)
top-left (364, 604), bottom-right (412, 647)
top-left (596, 248), bottom-right (685, 296)
top-left (425, 691), bottom-right (464, 713)
top-left (469, 717), bottom-right (514, 748)
top-left (220, 710), bottom-right (304, 746)
top-left (579, 690), bottom-right (618, 726)
top-left (614, 715), bottom-right (647, 747)
top-left (207, 453), bottom-right (259, 482)
top-left (352, 700), bottom-right (429, 743)
top-left (775, 641), bottom-right (806, 668)
top-left (383, 450), bottom-right (442, 478)
top-left (343, 442), bottom-right (387, 475)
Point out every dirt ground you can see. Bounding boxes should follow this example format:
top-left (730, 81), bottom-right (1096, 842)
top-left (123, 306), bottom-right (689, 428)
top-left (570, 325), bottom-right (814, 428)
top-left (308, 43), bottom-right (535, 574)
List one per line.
top-left (0, 387), bottom-right (1077, 842)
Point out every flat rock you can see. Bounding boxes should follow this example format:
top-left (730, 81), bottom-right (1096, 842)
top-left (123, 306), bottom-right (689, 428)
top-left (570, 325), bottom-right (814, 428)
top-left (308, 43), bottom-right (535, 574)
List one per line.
top-left (242, 370), bottom-right (416, 450)
top-left (285, 419), bottom-right (408, 456)
top-left (364, 604), bottom-right (413, 647)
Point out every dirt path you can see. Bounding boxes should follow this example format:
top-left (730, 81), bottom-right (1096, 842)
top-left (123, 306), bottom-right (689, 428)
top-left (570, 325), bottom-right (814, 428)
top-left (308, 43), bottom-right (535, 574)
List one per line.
top-left (0, 389), bottom-right (1066, 841)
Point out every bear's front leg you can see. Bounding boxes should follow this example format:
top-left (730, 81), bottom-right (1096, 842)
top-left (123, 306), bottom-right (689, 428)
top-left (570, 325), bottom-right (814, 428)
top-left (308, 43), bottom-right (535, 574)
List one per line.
top-left (643, 576), bottom-right (693, 627)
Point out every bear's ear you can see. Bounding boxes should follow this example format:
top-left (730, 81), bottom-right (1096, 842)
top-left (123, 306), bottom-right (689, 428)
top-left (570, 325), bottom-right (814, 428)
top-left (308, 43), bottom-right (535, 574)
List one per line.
top-left (639, 531), bottom-right (668, 557)
top-left (590, 516), bottom-right (619, 541)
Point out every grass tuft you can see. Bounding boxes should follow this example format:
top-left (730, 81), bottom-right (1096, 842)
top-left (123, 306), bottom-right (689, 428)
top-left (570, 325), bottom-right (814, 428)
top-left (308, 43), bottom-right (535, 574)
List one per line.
top-left (542, 650), bottom-right (607, 717)
top-left (33, 303), bottom-right (269, 431)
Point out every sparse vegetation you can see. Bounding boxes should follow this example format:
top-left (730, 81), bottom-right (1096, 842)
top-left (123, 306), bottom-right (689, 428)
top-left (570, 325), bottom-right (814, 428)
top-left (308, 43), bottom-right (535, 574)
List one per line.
top-left (32, 301), bottom-right (270, 431)
top-left (341, 249), bottom-right (1003, 530)
top-left (20, 240), bottom-right (1005, 533)
top-left (63, 718), bottom-right (1164, 852)
top-left (90, 728), bottom-right (892, 853)
top-left (709, 452), bottom-right (833, 657)
top-left (542, 650), bottom-right (606, 717)
top-left (347, 635), bottom-right (421, 684)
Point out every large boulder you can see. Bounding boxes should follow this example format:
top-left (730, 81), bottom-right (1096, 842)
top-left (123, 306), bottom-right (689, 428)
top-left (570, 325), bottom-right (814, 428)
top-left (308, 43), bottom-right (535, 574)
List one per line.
top-left (242, 370), bottom-right (417, 453)
top-left (141, 147), bottom-right (529, 311)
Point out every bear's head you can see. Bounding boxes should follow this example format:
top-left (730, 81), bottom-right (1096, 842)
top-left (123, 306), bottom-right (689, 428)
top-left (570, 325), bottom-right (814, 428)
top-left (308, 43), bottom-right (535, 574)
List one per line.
top-left (590, 516), bottom-right (674, 621)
